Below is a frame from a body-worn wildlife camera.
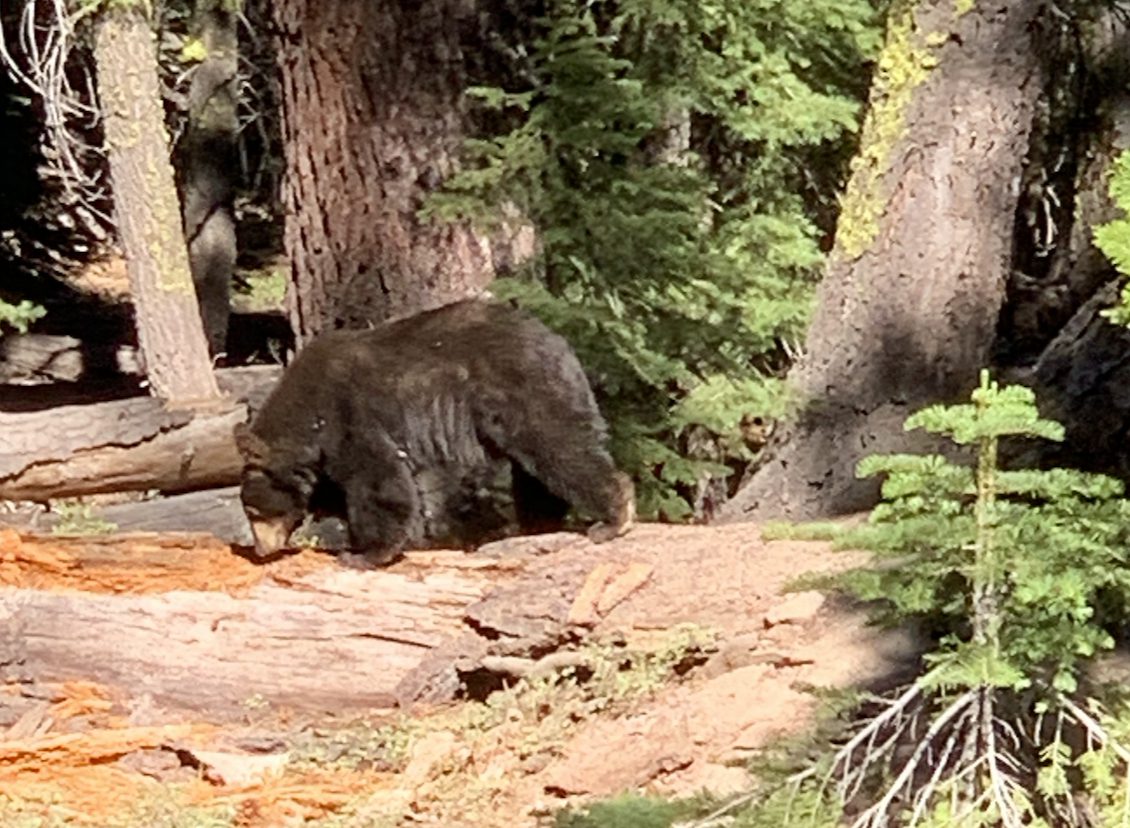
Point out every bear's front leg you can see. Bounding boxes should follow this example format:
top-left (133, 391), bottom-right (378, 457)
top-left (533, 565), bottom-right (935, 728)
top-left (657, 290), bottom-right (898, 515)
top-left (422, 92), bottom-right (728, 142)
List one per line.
top-left (343, 465), bottom-right (422, 566)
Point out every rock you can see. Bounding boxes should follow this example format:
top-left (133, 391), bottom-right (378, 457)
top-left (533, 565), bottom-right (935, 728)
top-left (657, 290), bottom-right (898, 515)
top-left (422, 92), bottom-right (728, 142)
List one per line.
top-left (698, 633), bottom-right (763, 679)
top-left (764, 591), bottom-right (826, 627)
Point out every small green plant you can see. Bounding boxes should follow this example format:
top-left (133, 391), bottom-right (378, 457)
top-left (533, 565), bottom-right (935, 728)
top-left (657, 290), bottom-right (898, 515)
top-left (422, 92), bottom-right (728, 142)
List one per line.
top-left (0, 298), bottom-right (45, 333)
top-left (290, 717), bottom-right (415, 773)
top-left (583, 624), bottom-right (715, 704)
top-left (291, 626), bottom-right (714, 826)
top-left (50, 501), bottom-right (117, 536)
top-left (556, 794), bottom-right (700, 828)
top-left (698, 372), bottom-right (1130, 827)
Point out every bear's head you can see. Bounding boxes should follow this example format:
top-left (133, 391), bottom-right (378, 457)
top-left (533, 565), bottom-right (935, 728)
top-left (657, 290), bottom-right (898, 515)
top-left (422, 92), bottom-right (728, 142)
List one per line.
top-left (234, 422), bottom-right (316, 557)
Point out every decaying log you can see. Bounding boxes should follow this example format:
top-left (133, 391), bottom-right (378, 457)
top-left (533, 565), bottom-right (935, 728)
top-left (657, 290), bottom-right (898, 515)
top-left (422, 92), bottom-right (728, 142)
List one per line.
top-left (9, 487), bottom-right (253, 544)
top-left (6, 486), bottom-right (350, 550)
top-left (0, 487), bottom-right (346, 551)
top-left (0, 529), bottom-right (506, 717)
top-left (0, 366), bottom-right (281, 502)
top-left (0, 524), bottom-right (889, 721)
top-left (0, 334), bottom-right (106, 384)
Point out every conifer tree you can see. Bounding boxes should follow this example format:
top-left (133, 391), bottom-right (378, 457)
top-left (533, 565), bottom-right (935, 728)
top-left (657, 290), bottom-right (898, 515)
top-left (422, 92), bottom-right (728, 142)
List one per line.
top-left (429, 0), bottom-right (880, 516)
top-left (721, 373), bottom-right (1130, 828)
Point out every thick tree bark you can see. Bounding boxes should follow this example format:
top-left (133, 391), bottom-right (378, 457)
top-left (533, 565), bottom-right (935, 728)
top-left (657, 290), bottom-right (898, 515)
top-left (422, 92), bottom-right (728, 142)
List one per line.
top-left (0, 367), bottom-right (279, 502)
top-left (991, 7), bottom-right (1128, 367)
top-left (721, 0), bottom-right (1046, 522)
top-left (179, 0), bottom-right (240, 357)
top-left (272, 0), bottom-right (495, 343)
top-left (1011, 20), bottom-right (1130, 479)
top-left (94, 9), bottom-right (221, 403)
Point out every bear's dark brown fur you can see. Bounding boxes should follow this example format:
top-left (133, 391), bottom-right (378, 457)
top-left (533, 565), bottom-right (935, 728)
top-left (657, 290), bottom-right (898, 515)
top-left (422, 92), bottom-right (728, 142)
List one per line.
top-left (235, 299), bottom-right (634, 564)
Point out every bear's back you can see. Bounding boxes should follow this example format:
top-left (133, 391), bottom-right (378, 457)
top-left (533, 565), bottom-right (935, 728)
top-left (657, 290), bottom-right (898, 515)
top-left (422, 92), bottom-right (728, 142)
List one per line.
top-left (251, 298), bottom-right (599, 462)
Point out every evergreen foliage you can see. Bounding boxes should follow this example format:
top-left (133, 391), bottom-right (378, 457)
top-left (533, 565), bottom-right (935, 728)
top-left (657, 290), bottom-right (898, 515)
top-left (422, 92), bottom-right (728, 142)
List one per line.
top-left (554, 795), bottom-right (697, 828)
top-left (839, 372), bottom-right (1130, 696)
top-left (427, 0), bottom-right (881, 517)
top-left (1096, 148), bottom-right (1130, 325)
top-left (685, 372), bottom-right (1130, 828)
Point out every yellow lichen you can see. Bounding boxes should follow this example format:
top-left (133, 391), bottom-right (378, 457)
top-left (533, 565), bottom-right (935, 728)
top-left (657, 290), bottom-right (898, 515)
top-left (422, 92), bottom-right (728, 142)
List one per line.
top-left (181, 37), bottom-right (209, 63)
top-left (955, 0), bottom-right (975, 16)
top-left (835, 3), bottom-right (946, 259)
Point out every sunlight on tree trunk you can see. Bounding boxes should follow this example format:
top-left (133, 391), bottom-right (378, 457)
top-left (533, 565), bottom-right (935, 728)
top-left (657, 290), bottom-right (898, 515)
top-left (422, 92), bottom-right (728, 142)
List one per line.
top-left (94, 7), bottom-right (220, 404)
top-left (722, 0), bottom-right (1045, 522)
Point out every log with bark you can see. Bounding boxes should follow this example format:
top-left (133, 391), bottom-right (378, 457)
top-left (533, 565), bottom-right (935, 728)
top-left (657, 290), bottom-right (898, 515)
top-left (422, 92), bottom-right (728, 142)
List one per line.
top-left (0, 366), bottom-right (281, 502)
top-left (2, 486), bottom-right (350, 550)
top-left (0, 523), bottom-right (888, 722)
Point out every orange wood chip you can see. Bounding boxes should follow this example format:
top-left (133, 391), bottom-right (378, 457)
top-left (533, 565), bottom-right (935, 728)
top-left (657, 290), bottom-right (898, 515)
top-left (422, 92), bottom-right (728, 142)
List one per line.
top-left (568, 561), bottom-right (654, 627)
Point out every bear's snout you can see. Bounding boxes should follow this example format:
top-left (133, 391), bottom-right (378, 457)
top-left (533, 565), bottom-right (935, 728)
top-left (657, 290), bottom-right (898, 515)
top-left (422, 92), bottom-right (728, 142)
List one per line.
top-left (248, 515), bottom-right (297, 558)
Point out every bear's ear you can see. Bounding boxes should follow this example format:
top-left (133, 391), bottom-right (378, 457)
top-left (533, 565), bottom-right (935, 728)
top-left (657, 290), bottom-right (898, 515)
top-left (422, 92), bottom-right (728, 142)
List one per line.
top-left (233, 422), bottom-right (268, 462)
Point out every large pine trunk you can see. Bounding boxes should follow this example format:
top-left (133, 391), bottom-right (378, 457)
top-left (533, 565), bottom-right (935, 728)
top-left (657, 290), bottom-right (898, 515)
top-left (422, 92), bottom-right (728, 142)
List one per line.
top-left (722, 0), bottom-right (1047, 522)
top-left (272, 0), bottom-right (495, 343)
top-left (93, 9), bottom-right (220, 404)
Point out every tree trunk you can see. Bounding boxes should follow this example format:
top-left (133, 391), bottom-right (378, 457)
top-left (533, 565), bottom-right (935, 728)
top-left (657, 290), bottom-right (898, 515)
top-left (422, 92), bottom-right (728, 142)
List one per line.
top-left (990, 6), bottom-right (1127, 368)
top-left (0, 367), bottom-right (279, 502)
top-left (721, 0), bottom-right (1046, 522)
top-left (272, 0), bottom-right (495, 343)
top-left (179, 0), bottom-right (240, 357)
top-left (93, 8), bottom-right (221, 404)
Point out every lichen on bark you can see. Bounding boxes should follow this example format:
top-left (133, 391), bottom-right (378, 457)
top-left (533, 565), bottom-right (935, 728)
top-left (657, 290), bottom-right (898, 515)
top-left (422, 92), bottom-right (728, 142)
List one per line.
top-left (94, 6), bottom-right (220, 403)
top-left (835, 2), bottom-right (950, 259)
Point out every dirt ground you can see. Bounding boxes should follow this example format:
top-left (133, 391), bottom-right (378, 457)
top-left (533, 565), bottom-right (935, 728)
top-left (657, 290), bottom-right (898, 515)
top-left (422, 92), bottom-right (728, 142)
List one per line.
top-left (0, 519), bottom-right (923, 827)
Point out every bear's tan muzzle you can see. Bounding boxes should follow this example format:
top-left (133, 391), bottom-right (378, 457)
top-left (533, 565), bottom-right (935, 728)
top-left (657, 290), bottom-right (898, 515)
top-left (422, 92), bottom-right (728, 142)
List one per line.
top-left (248, 516), bottom-right (294, 558)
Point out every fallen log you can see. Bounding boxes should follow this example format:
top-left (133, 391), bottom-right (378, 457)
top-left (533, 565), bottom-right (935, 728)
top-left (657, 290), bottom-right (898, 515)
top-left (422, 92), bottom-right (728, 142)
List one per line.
top-left (0, 528), bottom-right (525, 718)
top-left (0, 366), bottom-right (281, 502)
top-left (6, 486), bottom-right (349, 549)
top-left (12, 487), bottom-right (254, 544)
top-left (0, 524), bottom-right (898, 722)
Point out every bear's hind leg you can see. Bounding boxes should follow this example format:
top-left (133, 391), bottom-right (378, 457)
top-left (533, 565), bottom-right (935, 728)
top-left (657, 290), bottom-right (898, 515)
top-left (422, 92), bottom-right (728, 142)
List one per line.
top-left (525, 449), bottom-right (633, 543)
top-left (481, 410), bottom-right (634, 542)
top-left (511, 461), bottom-right (570, 535)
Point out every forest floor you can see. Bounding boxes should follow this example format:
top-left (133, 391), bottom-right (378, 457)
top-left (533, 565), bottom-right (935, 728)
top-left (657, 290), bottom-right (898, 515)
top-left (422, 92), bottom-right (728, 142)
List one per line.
top-left (0, 520), bottom-right (925, 828)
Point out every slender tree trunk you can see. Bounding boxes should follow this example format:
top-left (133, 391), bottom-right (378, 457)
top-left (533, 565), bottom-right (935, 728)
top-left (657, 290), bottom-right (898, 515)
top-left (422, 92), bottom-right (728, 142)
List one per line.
top-left (272, 0), bottom-right (495, 343)
top-left (721, 0), bottom-right (1046, 522)
top-left (94, 8), bottom-right (220, 404)
top-left (179, 0), bottom-right (240, 357)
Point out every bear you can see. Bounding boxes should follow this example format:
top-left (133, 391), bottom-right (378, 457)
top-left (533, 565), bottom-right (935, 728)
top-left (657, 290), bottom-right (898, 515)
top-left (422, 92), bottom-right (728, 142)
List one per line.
top-left (234, 298), bottom-right (635, 564)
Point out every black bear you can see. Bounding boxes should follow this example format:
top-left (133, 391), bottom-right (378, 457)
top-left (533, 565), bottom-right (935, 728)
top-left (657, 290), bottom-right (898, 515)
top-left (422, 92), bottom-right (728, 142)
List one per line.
top-left (234, 299), bottom-right (634, 563)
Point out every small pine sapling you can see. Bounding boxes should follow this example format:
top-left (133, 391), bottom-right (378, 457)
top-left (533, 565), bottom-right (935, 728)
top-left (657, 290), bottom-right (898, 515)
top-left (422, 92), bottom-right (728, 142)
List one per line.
top-left (700, 372), bottom-right (1130, 828)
